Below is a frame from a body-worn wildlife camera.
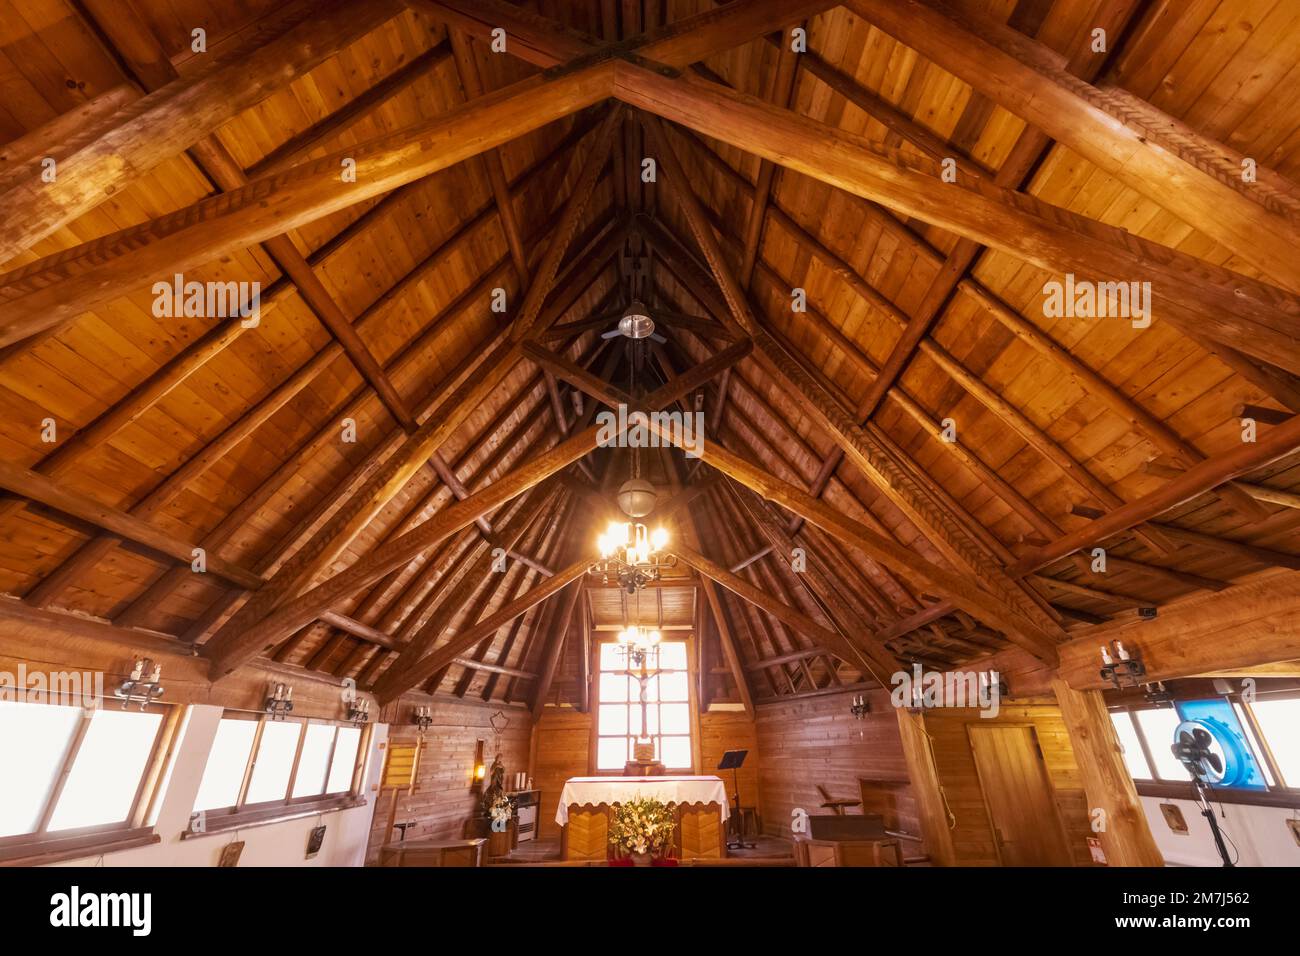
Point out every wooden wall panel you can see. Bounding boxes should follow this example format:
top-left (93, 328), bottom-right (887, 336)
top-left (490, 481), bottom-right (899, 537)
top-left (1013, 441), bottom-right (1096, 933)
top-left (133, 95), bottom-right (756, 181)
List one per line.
top-left (530, 708), bottom-right (592, 840)
top-left (754, 688), bottom-right (916, 839)
top-left (924, 703), bottom-right (1094, 867)
top-left (364, 698), bottom-right (531, 862)
top-left (699, 709), bottom-right (759, 811)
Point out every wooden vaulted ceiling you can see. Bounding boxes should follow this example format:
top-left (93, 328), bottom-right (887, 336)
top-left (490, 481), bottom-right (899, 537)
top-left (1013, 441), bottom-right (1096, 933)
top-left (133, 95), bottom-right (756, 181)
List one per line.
top-left (1, 0), bottom-right (1299, 716)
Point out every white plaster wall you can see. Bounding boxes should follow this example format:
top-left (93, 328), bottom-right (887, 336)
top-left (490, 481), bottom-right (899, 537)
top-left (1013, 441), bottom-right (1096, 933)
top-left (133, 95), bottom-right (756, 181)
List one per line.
top-left (1140, 795), bottom-right (1300, 867)
top-left (51, 705), bottom-right (386, 867)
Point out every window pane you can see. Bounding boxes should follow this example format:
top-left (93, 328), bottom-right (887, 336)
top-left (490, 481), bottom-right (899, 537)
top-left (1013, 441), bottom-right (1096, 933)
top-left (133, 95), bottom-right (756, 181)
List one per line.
top-left (48, 709), bottom-right (162, 831)
top-left (659, 671), bottom-right (689, 702)
top-left (1251, 698), bottom-right (1300, 787)
top-left (291, 724), bottom-right (336, 798)
top-left (640, 706), bottom-right (657, 736)
top-left (660, 703), bottom-right (690, 735)
top-left (661, 736), bottom-right (691, 768)
top-left (599, 644), bottom-right (626, 671)
top-left (658, 643), bottom-right (687, 670)
top-left (599, 704), bottom-right (628, 736)
top-left (1109, 711), bottom-right (1152, 780)
top-left (245, 721), bottom-right (302, 804)
top-left (193, 718), bottom-right (258, 812)
top-left (597, 737), bottom-right (628, 771)
top-left (326, 727), bottom-right (361, 794)
top-left (599, 673), bottom-right (629, 703)
top-left (1134, 708), bottom-right (1192, 781)
top-left (1233, 702), bottom-right (1276, 786)
top-left (0, 702), bottom-right (82, 837)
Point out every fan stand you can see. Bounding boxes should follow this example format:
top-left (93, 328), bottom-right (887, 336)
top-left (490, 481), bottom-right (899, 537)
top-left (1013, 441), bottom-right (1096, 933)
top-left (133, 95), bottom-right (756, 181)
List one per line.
top-left (1191, 777), bottom-right (1235, 868)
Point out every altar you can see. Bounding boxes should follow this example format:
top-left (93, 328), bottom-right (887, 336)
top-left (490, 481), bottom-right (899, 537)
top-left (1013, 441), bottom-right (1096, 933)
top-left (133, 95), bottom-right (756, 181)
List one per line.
top-left (556, 776), bottom-right (730, 861)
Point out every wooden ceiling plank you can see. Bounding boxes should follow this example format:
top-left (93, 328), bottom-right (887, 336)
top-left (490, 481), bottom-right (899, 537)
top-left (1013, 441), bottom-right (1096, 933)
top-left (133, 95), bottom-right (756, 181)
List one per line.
top-left (373, 557), bottom-right (590, 705)
top-left (1016, 413), bottom-right (1300, 576)
top-left (246, 41), bottom-right (454, 179)
top-left (529, 576), bottom-right (584, 719)
top-left (681, 124), bottom-right (1275, 523)
top-left (0, 458), bottom-right (261, 591)
top-left (846, 0), bottom-right (1300, 293)
top-left (0, 61), bottom-right (617, 348)
top-left (615, 64), bottom-right (1300, 375)
top-left (643, 114), bottom-right (1065, 648)
top-left (201, 109), bottom-right (622, 665)
top-left (205, 340), bottom-right (748, 675)
top-left (0, 0), bottom-right (405, 265)
top-left (448, 29), bottom-right (531, 285)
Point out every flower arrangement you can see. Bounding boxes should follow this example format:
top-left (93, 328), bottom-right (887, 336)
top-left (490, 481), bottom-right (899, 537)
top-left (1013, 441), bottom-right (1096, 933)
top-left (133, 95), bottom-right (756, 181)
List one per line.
top-left (608, 795), bottom-right (675, 859)
top-left (488, 793), bottom-right (513, 828)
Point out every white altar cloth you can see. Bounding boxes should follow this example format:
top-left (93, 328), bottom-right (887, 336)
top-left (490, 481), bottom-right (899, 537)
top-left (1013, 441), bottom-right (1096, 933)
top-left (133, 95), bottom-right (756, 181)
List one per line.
top-left (555, 775), bottom-right (730, 825)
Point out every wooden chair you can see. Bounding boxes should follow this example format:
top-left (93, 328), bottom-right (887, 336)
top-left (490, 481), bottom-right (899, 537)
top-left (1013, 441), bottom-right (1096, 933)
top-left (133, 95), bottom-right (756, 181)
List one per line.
top-left (816, 784), bottom-right (861, 816)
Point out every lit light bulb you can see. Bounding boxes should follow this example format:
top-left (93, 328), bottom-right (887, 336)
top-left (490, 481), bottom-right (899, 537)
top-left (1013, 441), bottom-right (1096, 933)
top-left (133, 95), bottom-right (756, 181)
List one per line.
top-left (650, 527), bottom-right (668, 551)
top-left (646, 629), bottom-right (661, 645)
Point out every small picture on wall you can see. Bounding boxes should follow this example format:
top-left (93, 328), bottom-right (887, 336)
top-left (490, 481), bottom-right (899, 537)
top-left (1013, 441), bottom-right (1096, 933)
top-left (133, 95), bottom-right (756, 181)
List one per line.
top-left (306, 825), bottom-right (327, 859)
top-left (218, 841), bottom-right (245, 867)
top-left (1159, 803), bottom-right (1189, 834)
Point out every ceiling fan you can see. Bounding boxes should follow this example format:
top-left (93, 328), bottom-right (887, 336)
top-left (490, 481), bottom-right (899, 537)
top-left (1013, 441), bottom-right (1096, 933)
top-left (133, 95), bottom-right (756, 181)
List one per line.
top-left (600, 298), bottom-right (666, 343)
top-left (602, 243), bottom-right (666, 343)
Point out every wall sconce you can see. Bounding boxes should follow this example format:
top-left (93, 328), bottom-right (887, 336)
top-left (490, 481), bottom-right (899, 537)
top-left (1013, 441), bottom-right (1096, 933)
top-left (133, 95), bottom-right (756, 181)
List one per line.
top-left (471, 738), bottom-right (487, 794)
top-left (1099, 641), bottom-right (1146, 689)
top-left (849, 693), bottom-right (869, 719)
top-left (413, 705), bottom-right (433, 733)
top-left (115, 659), bottom-right (164, 710)
top-left (1143, 680), bottom-right (1174, 707)
top-left (265, 682), bottom-right (294, 720)
top-left (346, 698), bottom-right (371, 726)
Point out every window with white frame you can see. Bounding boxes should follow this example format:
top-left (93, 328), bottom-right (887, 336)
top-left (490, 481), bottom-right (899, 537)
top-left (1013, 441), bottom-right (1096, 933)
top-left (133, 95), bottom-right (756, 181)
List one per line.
top-left (190, 715), bottom-right (365, 827)
top-left (0, 700), bottom-right (173, 858)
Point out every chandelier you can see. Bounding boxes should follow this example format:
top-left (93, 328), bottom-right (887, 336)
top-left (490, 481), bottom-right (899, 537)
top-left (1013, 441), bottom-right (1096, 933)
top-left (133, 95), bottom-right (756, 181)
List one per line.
top-left (593, 520), bottom-right (675, 593)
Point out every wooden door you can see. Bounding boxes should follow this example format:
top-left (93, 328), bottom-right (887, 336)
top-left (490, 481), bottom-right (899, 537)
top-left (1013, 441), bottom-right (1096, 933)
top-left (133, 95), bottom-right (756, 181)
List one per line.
top-left (967, 725), bottom-right (1072, 866)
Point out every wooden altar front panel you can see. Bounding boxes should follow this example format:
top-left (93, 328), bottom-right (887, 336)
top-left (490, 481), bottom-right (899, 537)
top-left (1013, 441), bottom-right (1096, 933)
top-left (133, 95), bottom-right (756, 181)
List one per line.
top-left (560, 802), bottom-right (727, 861)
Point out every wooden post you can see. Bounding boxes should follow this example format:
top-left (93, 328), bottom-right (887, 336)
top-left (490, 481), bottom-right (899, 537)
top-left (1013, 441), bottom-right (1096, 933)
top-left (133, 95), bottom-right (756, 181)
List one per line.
top-left (1052, 680), bottom-right (1163, 867)
top-left (895, 709), bottom-right (956, 867)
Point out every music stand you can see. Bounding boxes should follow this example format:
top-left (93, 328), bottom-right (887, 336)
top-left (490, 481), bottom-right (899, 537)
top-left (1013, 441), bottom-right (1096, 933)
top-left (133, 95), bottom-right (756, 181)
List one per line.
top-left (717, 750), bottom-right (754, 849)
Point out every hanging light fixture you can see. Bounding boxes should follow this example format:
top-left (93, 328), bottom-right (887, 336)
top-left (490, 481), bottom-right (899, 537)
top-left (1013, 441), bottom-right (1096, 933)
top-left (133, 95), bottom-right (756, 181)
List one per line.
top-left (592, 519), bottom-right (673, 592)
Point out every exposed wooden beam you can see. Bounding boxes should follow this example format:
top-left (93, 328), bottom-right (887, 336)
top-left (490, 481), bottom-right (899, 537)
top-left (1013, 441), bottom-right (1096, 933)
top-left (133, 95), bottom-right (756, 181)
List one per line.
top-left (0, 61), bottom-right (616, 347)
top-left (206, 342), bottom-right (747, 675)
top-left (202, 109), bottom-right (622, 662)
top-left (448, 29), bottom-right (531, 285)
top-left (530, 580), bottom-right (584, 719)
top-left (615, 63), bottom-right (1300, 374)
top-left (373, 558), bottom-right (590, 705)
top-left (1017, 413), bottom-right (1300, 574)
top-left (0, 0), bottom-right (404, 265)
top-left (1053, 680), bottom-right (1163, 866)
top-left (643, 115), bottom-right (1064, 647)
top-left (417, 0), bottom-right (838, 71)
top-left (0, 458), bottom-right (262, 591)
top-left (676, 545), bottom-right (890, 687)
top-left (845, 0), bottom-right (1300, 293)
top-left (1061, 573), bottom-right (1300, 689)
